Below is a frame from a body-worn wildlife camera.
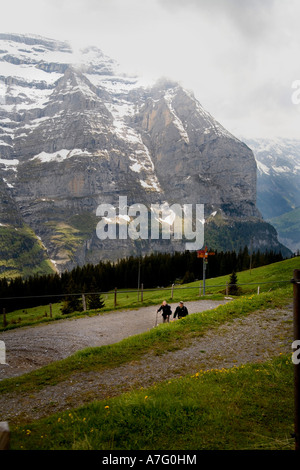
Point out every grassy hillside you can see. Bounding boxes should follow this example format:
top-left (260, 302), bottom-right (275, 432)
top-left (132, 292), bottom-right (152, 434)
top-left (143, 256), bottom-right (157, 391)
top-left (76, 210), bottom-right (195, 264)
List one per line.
top-left (10, 355), bottom-right (294, 450)
top-left (3, 282), bottom-right (295, 450)
top-left (1, 257), bottom-right (298, 450)
top-left (1, 256), bottom-right (298, 331)
top-left (0, 224), bottom-right (56, 279)
top-left (269, 207), bottom-right (300, 253)
top-left (0, 257), bottom-right (298, 332)
top-left (0, 212), bottom-right (99, 279)
top-left (0, 283), bottom-right (293, 396)
top-left (45, 212), bottom-right (99, 265)
top-left (204, 216), bottom-right (291, 257)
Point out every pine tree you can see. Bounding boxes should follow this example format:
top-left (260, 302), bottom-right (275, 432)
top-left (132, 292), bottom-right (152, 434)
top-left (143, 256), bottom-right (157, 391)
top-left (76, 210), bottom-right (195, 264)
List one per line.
top-left (61, 278), bottom-right (83, 315)
top-left (228, 271), bottom-right (239, 295)
top-left (87, 293), bottom-right (105, 310)
top-left (86, 280), bottom-right (105, 310)
top-left (182, 270), bottom-right (195, 284)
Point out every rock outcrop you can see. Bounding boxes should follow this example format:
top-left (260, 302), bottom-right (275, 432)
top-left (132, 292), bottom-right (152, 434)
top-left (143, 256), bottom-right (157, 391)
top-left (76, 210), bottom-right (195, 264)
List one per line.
top-left (0, 34), bottom-right (290, 276)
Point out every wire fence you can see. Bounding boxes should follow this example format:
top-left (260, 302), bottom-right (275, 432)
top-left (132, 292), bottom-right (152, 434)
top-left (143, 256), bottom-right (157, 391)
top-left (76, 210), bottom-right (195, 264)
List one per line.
top-left (0, 278), bottom-right (293, 328)
top-left (0, 278), bottom-right (292, 302)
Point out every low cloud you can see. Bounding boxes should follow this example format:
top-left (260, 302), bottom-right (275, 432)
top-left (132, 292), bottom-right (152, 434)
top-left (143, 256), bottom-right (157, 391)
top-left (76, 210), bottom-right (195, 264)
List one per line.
top-left (0, 0), bottom-right (299, 138)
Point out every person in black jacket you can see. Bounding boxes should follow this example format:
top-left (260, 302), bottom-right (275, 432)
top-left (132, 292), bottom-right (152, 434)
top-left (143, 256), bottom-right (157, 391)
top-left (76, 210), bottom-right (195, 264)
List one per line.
top-left (157, 300), bottom-right (172, 323)
top-left (173, 301), bottom-right (188, 320)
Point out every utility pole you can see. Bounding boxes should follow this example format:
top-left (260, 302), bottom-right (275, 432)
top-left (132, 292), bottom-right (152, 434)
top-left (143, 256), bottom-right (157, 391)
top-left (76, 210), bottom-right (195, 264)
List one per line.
top-left (197, 246), bottom-right (215, 296)
top-left (203, 257), bottom-right (206, 296)
top-left (249, 238), bottom-right (253, 275)
top-left (137, 257), bottom-right (141, 301)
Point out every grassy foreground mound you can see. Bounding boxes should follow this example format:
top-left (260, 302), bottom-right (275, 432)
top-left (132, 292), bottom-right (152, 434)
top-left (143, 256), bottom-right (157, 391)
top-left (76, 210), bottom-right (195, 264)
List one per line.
top-left (0, 257), bottom-right (298, 450)
top-left (0, 283), bottom-right (293, 395)
top-left (11, 355), bottom-right (294, 450)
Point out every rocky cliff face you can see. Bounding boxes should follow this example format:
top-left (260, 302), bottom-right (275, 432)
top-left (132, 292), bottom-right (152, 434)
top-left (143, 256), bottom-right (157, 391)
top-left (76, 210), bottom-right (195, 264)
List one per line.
top-left (242, 137), bottom-right (300, 253)
top-left (243, 137), bottom-right (300, 219)
top-left (132, 81), bottom-right (258, 216)
top-left (0, 33), bottom-right (289, 277)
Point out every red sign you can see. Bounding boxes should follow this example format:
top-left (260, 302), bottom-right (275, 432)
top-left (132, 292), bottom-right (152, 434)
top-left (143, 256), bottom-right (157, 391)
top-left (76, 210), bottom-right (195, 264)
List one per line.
top-left (197, 246), bottom-right (215, 258)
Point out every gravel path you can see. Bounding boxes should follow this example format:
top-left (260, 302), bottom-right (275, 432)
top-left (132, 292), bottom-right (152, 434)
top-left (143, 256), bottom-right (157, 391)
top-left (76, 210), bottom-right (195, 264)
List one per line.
top-left (0, 300), bottom-right (229, 380)
top-left (0, 300), bottom-right (293, 425)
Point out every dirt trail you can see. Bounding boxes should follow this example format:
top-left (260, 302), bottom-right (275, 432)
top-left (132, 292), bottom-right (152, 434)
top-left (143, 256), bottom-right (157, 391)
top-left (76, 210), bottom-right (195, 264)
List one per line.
top-left (0, 300), bottom-right (293, 425)
top-left (0, 300), bottom-right (229, 380)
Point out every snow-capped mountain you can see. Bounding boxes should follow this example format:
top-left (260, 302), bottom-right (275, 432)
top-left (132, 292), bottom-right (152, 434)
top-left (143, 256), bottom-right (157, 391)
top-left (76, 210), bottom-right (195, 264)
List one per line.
top-left (0, 34), bottom-right (289, 276)
top-left (243, 137), bottom-right (300, 219)
top-left (242, 137), bottom-right (300, 253)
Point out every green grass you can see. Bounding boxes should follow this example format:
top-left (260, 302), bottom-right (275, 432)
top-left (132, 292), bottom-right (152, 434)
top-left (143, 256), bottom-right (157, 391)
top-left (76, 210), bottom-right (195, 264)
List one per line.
top-left (1, 256), bottom-right (298, 451)
top-left (190, 255), bottom-right (298, 295)
top-left (10, 355), bottom-right (294, 450)
top-left (0, 224), bottom-right (56, 279)
top-left (269, 207), bottom-right (300, 247)
top-left (0, 282), bottom-right (293, 396)
top-left (0, 302), bottom-right (64, 330)
top-left (44, 212), bottom-right (99, 263)
top-left (1, 257), bottom-right (298, 332)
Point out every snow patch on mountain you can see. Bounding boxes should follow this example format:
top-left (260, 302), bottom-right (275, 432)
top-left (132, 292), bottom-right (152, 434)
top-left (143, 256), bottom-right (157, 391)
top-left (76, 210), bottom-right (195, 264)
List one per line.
top-left (105, 99), bottom-right (161, 192)
top-left (0, 158), bottom-right (19, 170)
top-left (243, 137), bottom-right (300, 176)
top-left (31, 149), bottom-right (91, 163)
top-left (164, 89), bottom-right (189, 143)
top-left (256, 160), bottom-right (270, 175)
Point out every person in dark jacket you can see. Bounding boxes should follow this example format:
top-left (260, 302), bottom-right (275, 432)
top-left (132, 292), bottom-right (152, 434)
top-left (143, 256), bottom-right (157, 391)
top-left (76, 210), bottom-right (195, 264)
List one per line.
top-left (157, 300), bottom-right (172, 323)
top-left (173, 301), bottom-right (188, 320)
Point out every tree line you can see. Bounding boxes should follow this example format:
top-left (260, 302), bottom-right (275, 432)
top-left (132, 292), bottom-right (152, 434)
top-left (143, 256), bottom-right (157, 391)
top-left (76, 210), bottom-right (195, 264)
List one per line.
top-left (0, 247), bottom-right (285, 313)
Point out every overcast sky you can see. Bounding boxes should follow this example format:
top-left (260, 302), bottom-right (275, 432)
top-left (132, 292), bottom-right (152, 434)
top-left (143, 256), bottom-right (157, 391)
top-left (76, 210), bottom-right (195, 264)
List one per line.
top-left (1, 0), bottom-right (300, 139)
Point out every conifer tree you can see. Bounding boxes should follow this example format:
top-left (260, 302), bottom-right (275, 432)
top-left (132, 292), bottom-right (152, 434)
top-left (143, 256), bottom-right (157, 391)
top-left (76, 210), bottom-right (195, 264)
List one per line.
top-left (61, 278), bottom-right (83, 314)
top-left (228, 271), bottom-right (239, 295)
top-left (86, 280), bottom-right (105, 310)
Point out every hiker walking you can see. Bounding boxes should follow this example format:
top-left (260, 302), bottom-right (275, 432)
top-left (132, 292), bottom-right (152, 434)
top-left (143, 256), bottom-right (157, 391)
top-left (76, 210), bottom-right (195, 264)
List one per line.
top-left (173, 301), bottom-right (189, 320)
top-left (157, 300), bottom-right (172, 323)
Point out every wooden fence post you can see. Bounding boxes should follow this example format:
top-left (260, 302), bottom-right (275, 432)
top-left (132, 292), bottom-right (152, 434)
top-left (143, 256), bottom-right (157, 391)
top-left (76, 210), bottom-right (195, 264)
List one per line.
top-left (171, 283), bottom-right (174, 299)
top-left (114, 287), bottom-right (117, 308)
top-left (2, 308), bottom-right (7, 328)
top-left (0, 340), bottom-right (5, 365)
top-left (141, 283), bottom-right (144, 302)
top-left (0, 422), bottom-right (10, 450)
top-left (49, 303), bottom-right (52, 318)
top-left (82, 294), bottom-right (87, 311)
